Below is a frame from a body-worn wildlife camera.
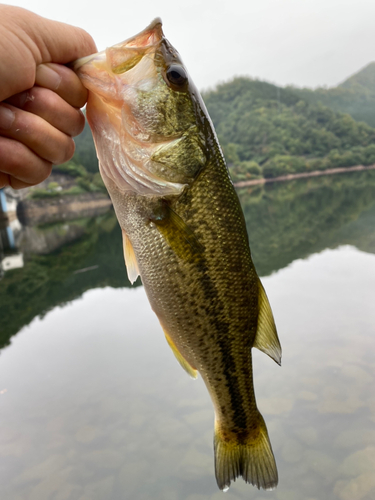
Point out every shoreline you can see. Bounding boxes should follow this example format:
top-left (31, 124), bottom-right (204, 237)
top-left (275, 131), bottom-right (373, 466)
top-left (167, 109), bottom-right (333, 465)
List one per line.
top-left (17, 192), bottom-right (112, 226)
top-left (233, 163), bottom-right (375, 188)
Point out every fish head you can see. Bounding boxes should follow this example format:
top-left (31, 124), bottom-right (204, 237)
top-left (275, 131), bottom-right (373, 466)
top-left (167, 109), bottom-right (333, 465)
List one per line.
top-left (74, 20), bottom-right (210, 197)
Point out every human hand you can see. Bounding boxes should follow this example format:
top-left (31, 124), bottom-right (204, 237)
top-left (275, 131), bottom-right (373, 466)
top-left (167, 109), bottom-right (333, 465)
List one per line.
top-left (0, 5), bottom-right (97, 189)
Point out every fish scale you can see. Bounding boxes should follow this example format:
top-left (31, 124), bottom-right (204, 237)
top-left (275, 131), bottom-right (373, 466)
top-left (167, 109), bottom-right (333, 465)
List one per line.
top-left (74, 18), bottom-right (281, 491)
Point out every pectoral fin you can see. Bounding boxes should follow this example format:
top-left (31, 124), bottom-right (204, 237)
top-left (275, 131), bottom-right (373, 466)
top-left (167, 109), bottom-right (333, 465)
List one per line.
top-left (253, 279), bottom-right (282, 365)
top-left (163, 329), bottom-right (198, 379)
top-left (122, 229), bottom-right (140, 284)
top-left (150, 204), bottom-right (204, 262)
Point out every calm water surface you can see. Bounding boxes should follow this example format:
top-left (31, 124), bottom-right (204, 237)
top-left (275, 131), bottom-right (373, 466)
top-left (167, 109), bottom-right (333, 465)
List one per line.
top-left (0, 172), bottom-right (375, 500)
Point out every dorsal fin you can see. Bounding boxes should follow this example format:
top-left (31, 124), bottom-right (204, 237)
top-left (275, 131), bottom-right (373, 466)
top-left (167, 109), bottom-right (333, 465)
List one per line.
top-left (163, 329), bottom-right (198, 379)
top-left (122, 229), bottom-right (140, 284)
top-left (253, 279), bottom-right (282, 365)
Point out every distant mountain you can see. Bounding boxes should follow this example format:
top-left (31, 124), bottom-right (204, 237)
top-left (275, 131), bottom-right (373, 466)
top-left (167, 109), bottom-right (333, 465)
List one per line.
top-left (288, 62), bottom-right (375, 127)
top-left (339, 62), bottom-right (375, 91)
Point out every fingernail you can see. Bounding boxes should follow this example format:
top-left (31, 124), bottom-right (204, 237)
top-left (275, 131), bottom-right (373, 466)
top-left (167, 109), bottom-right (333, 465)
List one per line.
top-left (0, 105), bottom-right (15, 129)
top-left (36, 64), bottom-right (62, 90)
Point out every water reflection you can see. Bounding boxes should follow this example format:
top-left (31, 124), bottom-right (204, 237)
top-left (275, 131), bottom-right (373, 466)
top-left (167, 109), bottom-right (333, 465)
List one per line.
top-left (238, 169), bottom-right (375, 275)
top-left (2, 171), bottom-right (375, 349)
top-left (0, 212), bottom-right (132, 348)
top-left (0, 171), bottom-right (375, 499)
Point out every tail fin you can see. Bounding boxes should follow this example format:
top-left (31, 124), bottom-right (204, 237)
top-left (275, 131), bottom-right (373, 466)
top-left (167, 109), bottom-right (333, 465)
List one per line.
top-left (214, 413), bottom-right (278, 491)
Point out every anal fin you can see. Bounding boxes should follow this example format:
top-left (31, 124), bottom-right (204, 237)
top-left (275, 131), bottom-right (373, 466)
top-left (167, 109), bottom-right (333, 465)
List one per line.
top-left (253, 279), bottom-right (282, 365)
top-left (122, 229), bottom-right (140, 285)
top-left (163, 329), bottom-right (198, 379)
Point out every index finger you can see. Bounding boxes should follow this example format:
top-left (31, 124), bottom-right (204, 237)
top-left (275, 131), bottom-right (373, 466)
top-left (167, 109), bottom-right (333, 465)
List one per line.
top-left (0, 6), bottom-right (97, 64)
top-left (0, 6), bottom-right (97, 101)
top-left (28, 11), bottom-right (98, 64)
top-left (35, 63), bottom-right (88, 108)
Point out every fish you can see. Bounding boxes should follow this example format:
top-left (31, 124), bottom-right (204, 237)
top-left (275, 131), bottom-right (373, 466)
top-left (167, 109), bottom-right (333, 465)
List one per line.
top-left (73, 19), bottom-right (281, 491)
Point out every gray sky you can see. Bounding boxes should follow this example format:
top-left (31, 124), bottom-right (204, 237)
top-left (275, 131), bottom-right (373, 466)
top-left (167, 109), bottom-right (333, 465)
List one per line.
top-left (5, 0), bottom-right (375, 91)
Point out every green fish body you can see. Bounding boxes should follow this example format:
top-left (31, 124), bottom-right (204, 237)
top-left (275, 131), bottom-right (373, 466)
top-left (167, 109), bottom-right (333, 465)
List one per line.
top-left (74, 19), bottom-right (281, 491)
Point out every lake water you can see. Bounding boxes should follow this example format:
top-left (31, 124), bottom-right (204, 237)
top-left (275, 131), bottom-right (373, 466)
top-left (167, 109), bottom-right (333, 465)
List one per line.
top-left (0, 171), bottom-right (375, 500)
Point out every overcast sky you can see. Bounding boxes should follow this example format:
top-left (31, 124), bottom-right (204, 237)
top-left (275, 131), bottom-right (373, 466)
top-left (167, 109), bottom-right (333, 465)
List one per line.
top-left (5, 0), bottom-right (375, 91)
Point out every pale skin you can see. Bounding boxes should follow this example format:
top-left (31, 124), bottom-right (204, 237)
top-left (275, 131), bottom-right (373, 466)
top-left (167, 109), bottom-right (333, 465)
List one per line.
top-left (0, 5), bottom-right (97, 189)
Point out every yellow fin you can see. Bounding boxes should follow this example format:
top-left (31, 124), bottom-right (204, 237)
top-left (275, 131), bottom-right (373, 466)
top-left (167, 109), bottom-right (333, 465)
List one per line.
top-left (122, 229), bottom-right (140, 285)
top-left (164, 330), bottom-right (198, 379)
top-left (253, 279), bottom-right (282, 365)
top-left (214, 412), bottom-right (278, 491)
top-left (150, 204), bottom-right (204, 262)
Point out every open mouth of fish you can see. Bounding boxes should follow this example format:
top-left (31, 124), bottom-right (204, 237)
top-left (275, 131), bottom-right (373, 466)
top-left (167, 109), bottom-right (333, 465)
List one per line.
top-left (73, 19), bottom-right (199, 197)
top-left (73, 18), bottom-right (164, 74)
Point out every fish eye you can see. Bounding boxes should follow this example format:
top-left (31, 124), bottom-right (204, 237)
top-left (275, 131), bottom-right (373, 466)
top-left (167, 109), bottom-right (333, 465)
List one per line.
top-left (166, 65), bottom-right (188, 87)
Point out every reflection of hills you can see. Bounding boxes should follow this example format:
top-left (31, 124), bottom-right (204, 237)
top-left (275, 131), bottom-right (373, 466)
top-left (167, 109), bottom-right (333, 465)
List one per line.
top-left (0, 212), bottom-right (138, 349)
top-left (16, 223), bottom-right (87, 256)
top-left (333, 204), bottom-right (375, 255)
top-left (1, 171), bottom-right (375, 348)
top-left (240, 170), bottom-right (375, 276)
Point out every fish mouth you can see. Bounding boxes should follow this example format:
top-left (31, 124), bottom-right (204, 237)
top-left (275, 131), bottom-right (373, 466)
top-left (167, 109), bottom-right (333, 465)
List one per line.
top-left (73, 18), bottom-right (164, 75)
top-left (71, 19), bottom-right (191, 198)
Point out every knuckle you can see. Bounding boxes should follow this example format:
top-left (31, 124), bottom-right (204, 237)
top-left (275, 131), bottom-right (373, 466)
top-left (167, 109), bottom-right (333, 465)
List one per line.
top-left (72, 110), bottom-right (86, 136)
top-left (73, 87), bottom-right (88, 109)
top-left (56, 137), bottom-right (75, 164)
top-left (29, 86), bottom-right (58, 111)
top-left (29, 161), bottom-right (52, 186)
top-left (0, 172), bottom-right (10, 188)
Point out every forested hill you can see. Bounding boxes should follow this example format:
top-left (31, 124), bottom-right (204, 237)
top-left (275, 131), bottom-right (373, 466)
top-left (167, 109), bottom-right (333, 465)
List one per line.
top-left (70, 63), bottom-right (375, 183)
top-left (203, 76), bottom-right (375, 181)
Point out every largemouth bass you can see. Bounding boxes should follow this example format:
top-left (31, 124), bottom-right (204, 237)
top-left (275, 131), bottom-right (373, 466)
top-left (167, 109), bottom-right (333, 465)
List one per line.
top-left (74, 19), bottom-right (281, 491)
